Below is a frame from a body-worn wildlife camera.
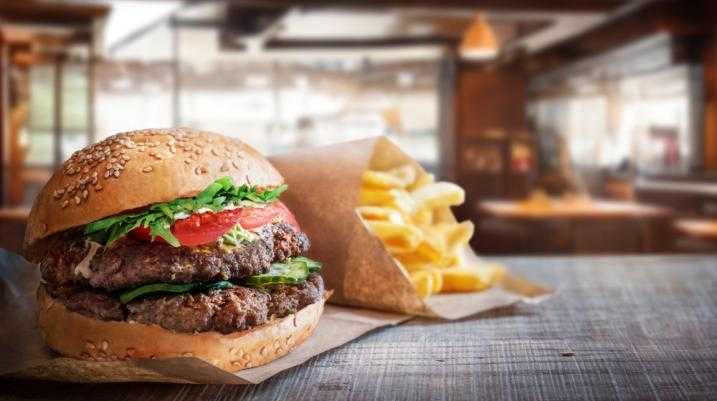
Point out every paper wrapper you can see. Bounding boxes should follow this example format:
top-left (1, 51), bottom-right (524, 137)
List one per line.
top-left (0, 136), bottom-right (550, 383)
top-left (269, 136), bottom-right (552, 318)
top-left (0, 250), bottom-right (409, 383)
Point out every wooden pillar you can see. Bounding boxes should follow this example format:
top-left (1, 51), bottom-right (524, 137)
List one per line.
top-left (53, 54), bottom-right (64, 168)
top-left (87, 43), bottom-right (96, 143)
top-left (171, 18), bottom-right (181, 127)
top-left (437, 48), bottom-right (457, 181)
top-left (703, 32), bottom-right (717, 171)
top-left (452, 61), bottom-right (528, 220)
top-left (0, 30), bottom-right (5, 204)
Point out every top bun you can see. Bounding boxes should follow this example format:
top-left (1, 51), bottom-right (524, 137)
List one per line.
top-left (24, 127), bottom-right (283, 248)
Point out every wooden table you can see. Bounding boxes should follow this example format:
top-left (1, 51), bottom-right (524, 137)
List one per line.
top-left (2, 255), bottom-right (715, 401)
top-left (478, 199), bottom-right (670, 219)
top-left (475, 199), bottom-right (674, 253)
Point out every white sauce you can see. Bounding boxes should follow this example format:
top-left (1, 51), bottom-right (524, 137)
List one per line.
top-left (172, 202), bottom-right (267, 220)
top-left (74, 240), bottom-right (101, 278)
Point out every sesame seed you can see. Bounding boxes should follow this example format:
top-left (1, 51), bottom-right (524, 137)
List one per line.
top-left (121, 154), bottom-right (130, 161)
top-left (95, 184), bottom-right (103, 191)
top-left (82, 189), bottom-right (89, 199)
top-left (113, 170), bottom-right (120, 178)
top-left (74, 196), bottom-right (81, 205)
top-left (61, 200), bottom-right (69, 208)
top-left (142, 166), bottom-right (153, 173)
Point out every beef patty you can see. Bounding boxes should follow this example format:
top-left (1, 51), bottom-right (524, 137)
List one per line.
top-left (45, 273), bottom-right (325, 334)
top-left (38, 222), bottom-right (310, 291)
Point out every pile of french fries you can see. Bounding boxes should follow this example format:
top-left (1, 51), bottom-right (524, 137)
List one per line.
top-left (357, 164), bottom-right (505, 299)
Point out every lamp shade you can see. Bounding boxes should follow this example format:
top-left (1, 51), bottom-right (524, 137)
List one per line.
top-left (459, 13), bottom-right (498, 60)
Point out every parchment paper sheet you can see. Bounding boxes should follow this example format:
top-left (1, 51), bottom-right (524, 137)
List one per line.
top-left (0, 137), bottom-right (551, 383)
top-left (269, 136), bottom-right (553, 318)
top-left (0, 250), bottom-right (409, 384)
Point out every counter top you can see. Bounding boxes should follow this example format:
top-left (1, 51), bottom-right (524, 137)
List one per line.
top-left (2, 255), bottom-right (715, 401)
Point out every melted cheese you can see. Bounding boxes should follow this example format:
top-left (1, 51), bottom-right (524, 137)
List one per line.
top-left (74, 240), bottom-right (101, 278)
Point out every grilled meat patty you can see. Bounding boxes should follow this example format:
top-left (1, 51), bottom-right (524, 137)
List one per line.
top-left (38, 222), bottom-right (310, 291)
top-left (45, 273), bottom-right (325, 334)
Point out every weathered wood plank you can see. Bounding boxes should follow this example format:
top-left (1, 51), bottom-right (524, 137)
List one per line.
top-left (1, 255), bottom-right (715, 401)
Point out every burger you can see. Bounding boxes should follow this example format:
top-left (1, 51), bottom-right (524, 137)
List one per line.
top-left (22, 127), bottom-right (325, 372)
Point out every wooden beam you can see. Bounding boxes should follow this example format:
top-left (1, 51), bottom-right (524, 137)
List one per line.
top-left (0, 31), bottom-right (5, 205)
top-left (228, 0), bottom-right (626, 13)
top-left (266, 36), bottom-right (456, 49)
top-left (220, 36), bottom-right (456, 50)
top-left (520, 0), bottom-right (712, 74)
top-left (0, 1), bottom-right (109, 27)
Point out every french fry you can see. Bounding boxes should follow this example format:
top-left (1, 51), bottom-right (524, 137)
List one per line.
top-left (362, 170), bottom-right (407, 189)
top-left (440, 264), bottom-right (506, 293)
top-left (430, 269), bottom-right (443, 294)
top-left (362, 165), bottom-right (417, 189)
top-left (411, 208), bottom-right (433, 225)
top-left (357, 206), bottom-right (404, 224)
top-left (365, 221), bottom-right (422, 253)
top-left (408, 172), bottom-right (434, 191)
top-left (411, 182), bottom-right (465, 210)
top-left (360, 164), bottom-right (500, 300)
top-left (440, 267), bottom-right (490, 292)
top-left (386, 165), bottom-right (417, 188)
top-left (410, 270), bottom-right (434, 299)
top-left (436, 221), bottom-right (475, 253)
top-left (359, 188), bottom-right (415, 215)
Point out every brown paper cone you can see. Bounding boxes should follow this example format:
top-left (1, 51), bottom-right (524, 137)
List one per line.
top-left (270, 136), bottom-right (552, 318)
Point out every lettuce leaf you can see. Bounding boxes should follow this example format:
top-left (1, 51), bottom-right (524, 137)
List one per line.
top-left (85, 177), bottom-right (287, 247)
top-left (118, 281), bottom-right (234, 304)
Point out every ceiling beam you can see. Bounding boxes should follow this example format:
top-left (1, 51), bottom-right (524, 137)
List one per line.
top-left (519, 0), bottom-right (713, 74)
top-left (0, 1), bottom-right (109, 27)
top-left (220, 35), bottom-right (456, 50)
top-left (265, 36), bottom-right (456, 49)
top-left (227, 0), bottom-right (627, 13)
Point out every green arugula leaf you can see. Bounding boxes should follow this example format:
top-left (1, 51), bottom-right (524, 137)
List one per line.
top-left (84, 177), bottom-right (286, 247)
top-left (119, 281), bottom-right (234, 304)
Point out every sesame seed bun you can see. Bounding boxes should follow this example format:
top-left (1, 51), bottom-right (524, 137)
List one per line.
top-left (37, 285), bottom-right (325, 373)
top-left (24, 127), bottom-right (283, 248)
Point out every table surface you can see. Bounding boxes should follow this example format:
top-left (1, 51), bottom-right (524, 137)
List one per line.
top-left (478, 199), bottom-right (670, 219)
top-left (675, 219), bottom-right (717, 239)
top-left (2, 255), bottom-right (716, 401)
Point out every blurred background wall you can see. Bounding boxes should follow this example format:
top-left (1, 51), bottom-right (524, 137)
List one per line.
top-left (1, 0), bottom-right (716, 254)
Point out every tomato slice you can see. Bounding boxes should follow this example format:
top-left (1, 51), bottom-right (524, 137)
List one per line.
top-left (131, 201), bottom-right (299, 247)
top-left (234, 201), bottom-right (299, 231)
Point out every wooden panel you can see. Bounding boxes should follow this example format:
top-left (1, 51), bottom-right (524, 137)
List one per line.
top-left (453, 63), bottom-right (528, 219)
top-left (1, 255), bottom-right (716, 400)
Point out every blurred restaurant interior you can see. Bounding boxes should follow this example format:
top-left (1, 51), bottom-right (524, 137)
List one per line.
top-left (1, 0), bottom-right (716, 255)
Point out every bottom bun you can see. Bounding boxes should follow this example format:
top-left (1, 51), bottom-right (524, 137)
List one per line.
top-left (37, 285), bottom-right (324, 372)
